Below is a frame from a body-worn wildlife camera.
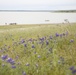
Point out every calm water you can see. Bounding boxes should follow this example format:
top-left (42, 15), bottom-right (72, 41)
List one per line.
top-left (0, 12), bottom-right (76, 25)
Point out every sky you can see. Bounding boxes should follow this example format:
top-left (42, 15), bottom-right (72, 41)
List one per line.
top-left (0, 0), bottom-right (76, 10)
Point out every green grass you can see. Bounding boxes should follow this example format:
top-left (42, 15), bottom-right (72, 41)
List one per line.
top-left (0, 23), bottom-right (76, 75)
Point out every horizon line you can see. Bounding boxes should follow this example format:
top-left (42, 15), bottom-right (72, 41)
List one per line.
top-left (0, 9), bottom-right (76, 12)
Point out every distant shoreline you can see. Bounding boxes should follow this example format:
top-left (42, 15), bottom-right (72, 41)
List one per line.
top-left (0, 23), bottom-right (76, 26)
top-left (0, 10), bottom-right (76, 12)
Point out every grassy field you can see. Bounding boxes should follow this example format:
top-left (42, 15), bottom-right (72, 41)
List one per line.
top-left (0, 23), bottom-right (76, 75)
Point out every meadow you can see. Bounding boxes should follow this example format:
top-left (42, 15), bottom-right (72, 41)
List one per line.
top-left (0, 23), bottom-right (76, 75)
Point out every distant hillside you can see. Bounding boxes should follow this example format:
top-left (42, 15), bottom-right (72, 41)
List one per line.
top-left (0, 10), bottom-right (76, 12)
top-left (53, 10), bottom-right (76, 13)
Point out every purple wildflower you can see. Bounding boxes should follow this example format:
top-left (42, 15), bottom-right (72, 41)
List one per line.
top-left (21, 39), bottom-right (25, 43)
top-left (24, 44), bottom-right (27, 47)
top-left (11, 65), bottom-right (16, 69)
top-left (72, 69), bottom-right (76, 74)
top-left (1, 55), bottom-right (8, 60)
top-left (70, 39), bottom-right (74, 43)
top-left (6, 58), bottom-right (12, 63)
top-left (55, 33), bottom-right (59, 37)
top-left (10, 60), bottom-right (15, 65)
top-left (70, 66), bottom-right (74, 71)
top-left (32, 45), bottom-right (35, 48)
top-left (39, 37), bottom-right (44, 41)
top-left (46, 41), bottom-right (49, 45)
top-left (26, 62), bottom-right (30, 66)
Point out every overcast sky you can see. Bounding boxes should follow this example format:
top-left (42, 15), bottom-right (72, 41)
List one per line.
top-left (0, 0), bottom-right (76, 10)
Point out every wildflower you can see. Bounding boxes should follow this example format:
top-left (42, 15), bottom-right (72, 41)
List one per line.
top-left (32, 45), bottom-right (35, 48)
top-left (55, 33), bottom-right (59, 37)
top-left (70, 39), bottom-right (74, 43)
top-left (38, 55), bottom-right (41, 58)
top-left (10, 60), bottom-right (15, 65)
top-left (24, 44), bottom-right (27, 47)
top-left (22, 71), bottom-right (26, 75)
top-left (72, 69), bottom-right (76, 74)
top-left (11, 65), bottom-right (16, 69)
top-left (6, 58), bottom-right (12, 63)
top-left (1, 55), bottom-right (8, 60)
top-left (46, 41), bottom-right (49, 45)
top-left (39, 37), bottom-right (44, 41)
top-left (70, 66), bottom-right (74, 71)
top-left (26, 62), bottom-right (30, 66)
top-left (21, 39), bottom-right (25, 43)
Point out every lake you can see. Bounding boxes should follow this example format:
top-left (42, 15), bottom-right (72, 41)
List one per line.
top-left (0, 12), bottom-right (76, 25)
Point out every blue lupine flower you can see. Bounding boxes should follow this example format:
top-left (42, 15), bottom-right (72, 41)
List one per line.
top-left (39, 37), bottom-right (44, 41)
top-left (26, 62), bottom-right (30, 66)
top-left (46, 41), bottom-right (49, 45)
top-left (24, 44), bottom-right (27, 47)
top-left (1, 55), bottom-right (8, 60)
top-left (72, 69), bottom-right (76, 74)
top-left (70, 39), bottom-right (74, 43)
top-left (21, 39), bottom-right (25, 43)
top-left (11, 65), bottom-right (16, 69)
top-left (70, 66), bottom-right (74, 71)
top-left (32, 45), bottom-right (35, 48)
top-left (55, 33), bottom-right (59, 37)
top-left (7, 58), bottom-right (12, 63)
top-left (10, 60), bottom-right (15, 65)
